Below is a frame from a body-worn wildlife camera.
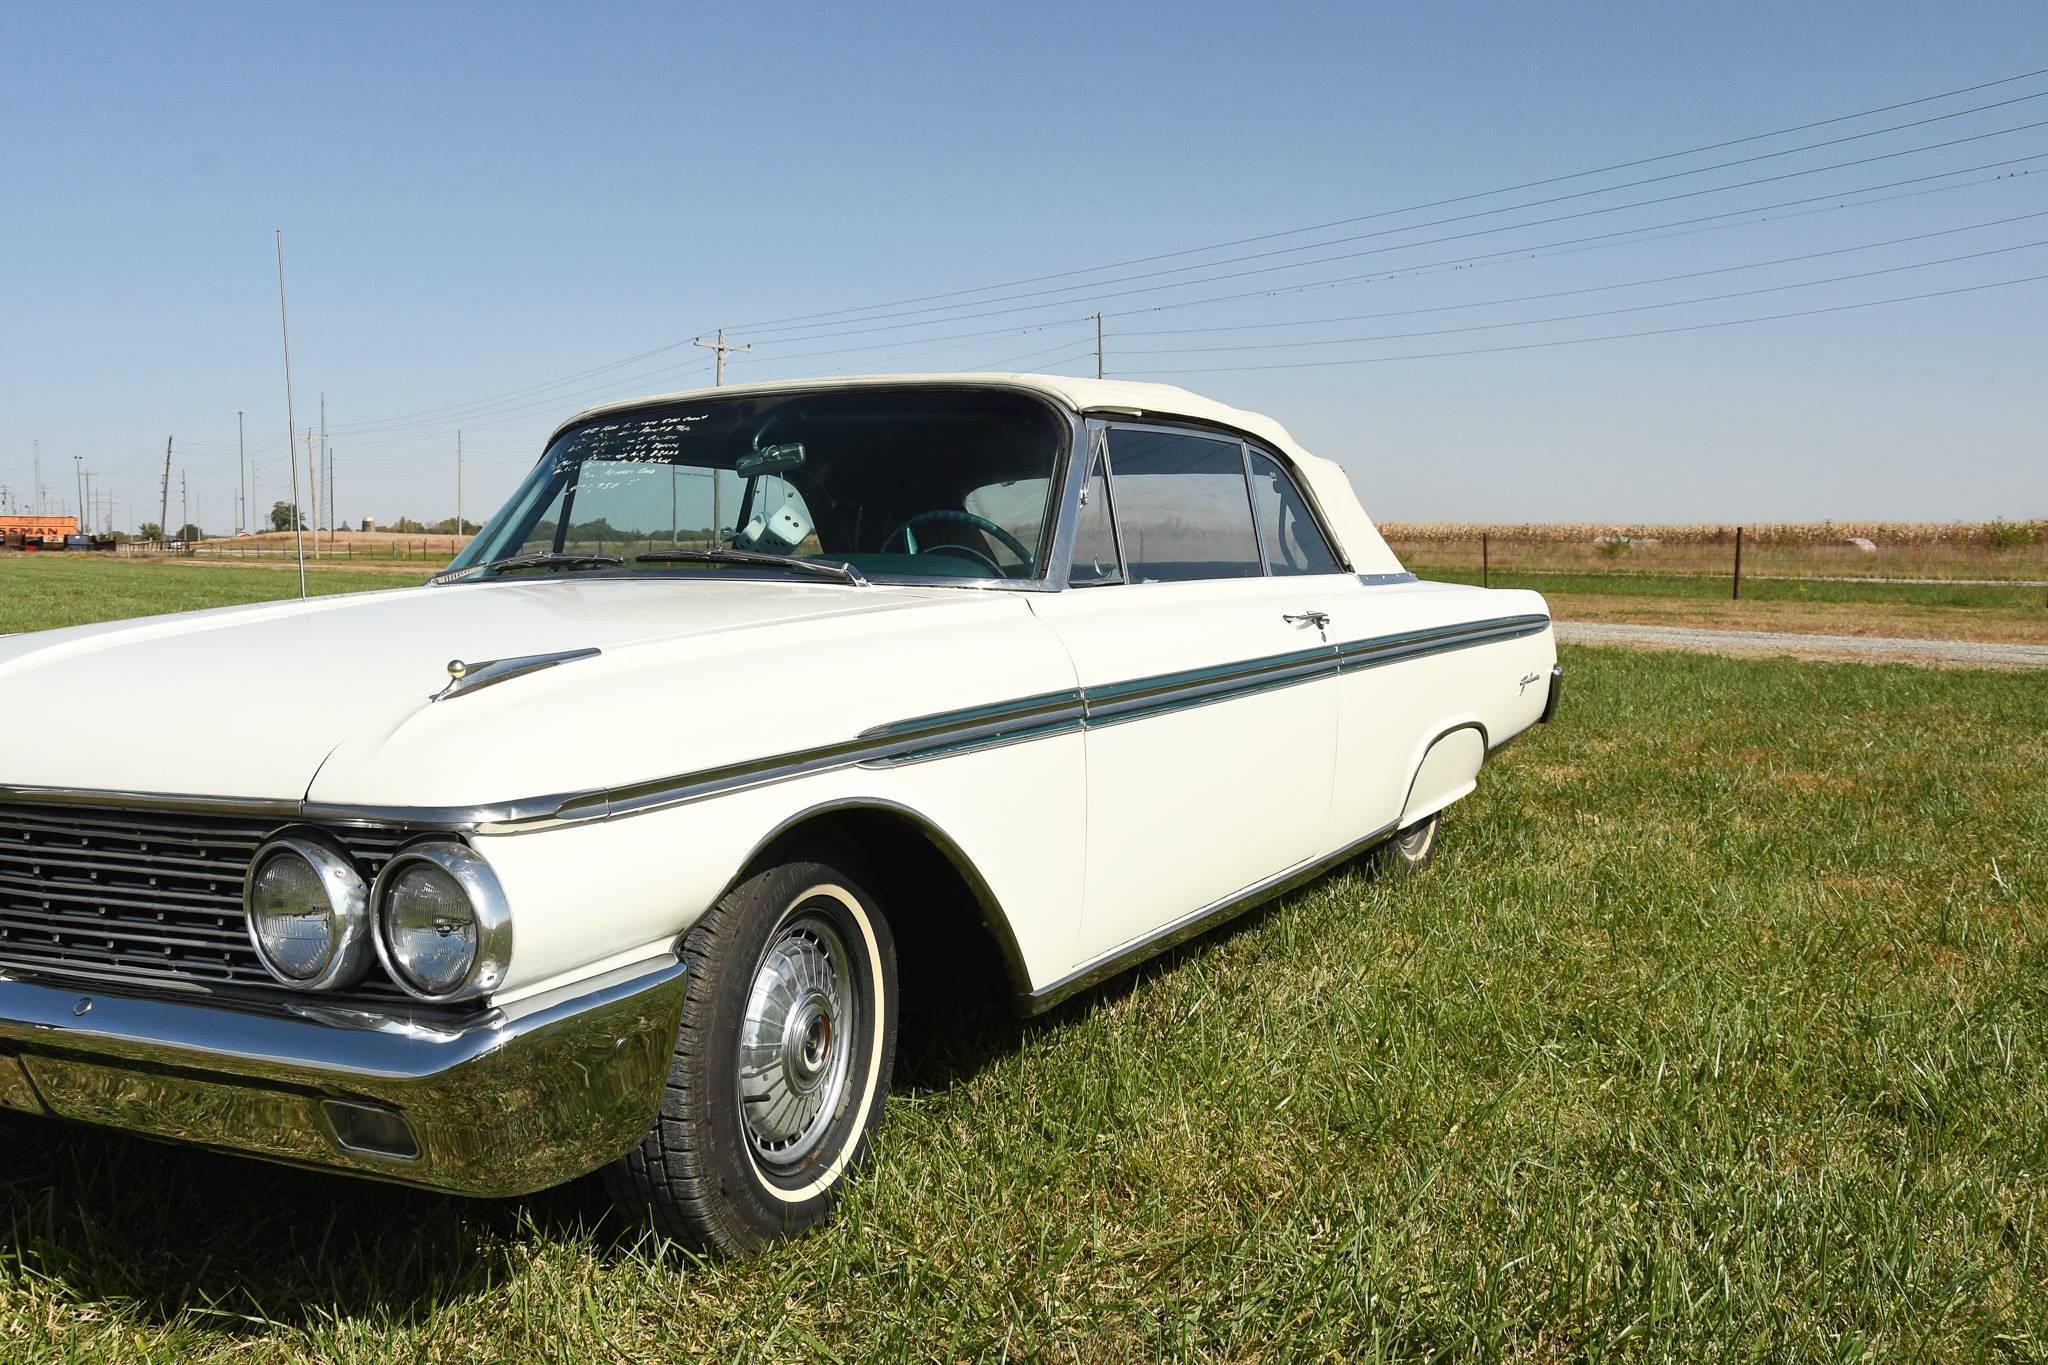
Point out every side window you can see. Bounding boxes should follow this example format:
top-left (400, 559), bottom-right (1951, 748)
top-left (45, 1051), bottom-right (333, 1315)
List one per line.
top-left (1107, 429), bottom-right (1263, 583)
top-left (1247, 450), bottom-right (1341, 576)
top-left (1068, 445), bottom-right (1122, 586)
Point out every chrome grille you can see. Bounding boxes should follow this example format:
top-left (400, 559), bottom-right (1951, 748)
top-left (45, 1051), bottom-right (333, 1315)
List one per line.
top-left (0, 801), bottom-right (414, 994)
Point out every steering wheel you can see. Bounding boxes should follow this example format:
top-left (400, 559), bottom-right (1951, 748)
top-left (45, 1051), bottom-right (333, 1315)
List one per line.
top-left (880, 510), bottom-right (1035, 578)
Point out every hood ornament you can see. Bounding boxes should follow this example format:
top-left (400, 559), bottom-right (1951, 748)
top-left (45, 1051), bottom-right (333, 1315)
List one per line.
top-left (434, 648), bottom-right (602, 702)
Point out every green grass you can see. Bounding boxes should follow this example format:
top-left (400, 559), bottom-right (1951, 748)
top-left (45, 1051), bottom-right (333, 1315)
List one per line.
top-left (1, 645), bottom-right (2043, 1358)
top-left (1414, 562), bottom-right (2048, 610)
top-left (0, 556), bottom-right (433, 634)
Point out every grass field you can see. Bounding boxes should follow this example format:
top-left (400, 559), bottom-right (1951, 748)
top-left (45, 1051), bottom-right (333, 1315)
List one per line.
top-left (0, 555), bottom-right (433, 635)
top-left (0, 645), bottom-right (2043, 1359)
top-left (1410, 564), bottom-right (2048, 644)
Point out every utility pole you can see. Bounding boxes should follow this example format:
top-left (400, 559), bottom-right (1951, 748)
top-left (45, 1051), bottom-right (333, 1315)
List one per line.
top-left (456, 430), bottom-right (463, 536)
top-left (236, 410), bottom-right (246, 535)
top-left (305, 428), bottom-right (316, 551)
top-left (180, 470), bottom-right (188, 540)
top-left (1095, 313), bottom-right (1104, 379)
top-left (73, 456), bottom-right (84, 535)
top-left (158, 437), bottom-right (173, 546)
top-left (318, 391), bottom-right (326, 553)
top-left (275, 228), bottom-right (307, 597)
top-left (694, 328), bottom-right (750, 386)
top-left (328, 443), bottom-right (336, 537)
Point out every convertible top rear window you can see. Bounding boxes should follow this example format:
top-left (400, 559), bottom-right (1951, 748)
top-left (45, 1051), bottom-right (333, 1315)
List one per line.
top-left (449, 387), bottom-right (1068, 583)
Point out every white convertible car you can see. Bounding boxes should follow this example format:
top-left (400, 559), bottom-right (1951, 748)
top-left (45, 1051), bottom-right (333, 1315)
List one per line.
top-left (0, 375), bottom-right (1558, 1253)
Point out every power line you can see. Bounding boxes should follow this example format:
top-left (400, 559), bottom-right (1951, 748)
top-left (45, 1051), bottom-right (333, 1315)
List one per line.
top-left (1104, 154), bottom-right (2048, 325)
top-left (737, 116), bottom-right (2048, 347)
top-left (1108, 208), bottom-right (2048, 344)
top-left (294, 67), bottom-right (2048, 440)
top-left (730, 65), bottom-right (2048, 331)
top-left (1115, 236), bottom-right (2048, 355)
top-left (733, 94), bottom-right (2048, 342)
top-left (1114, 272), bottom-right (2048, 374)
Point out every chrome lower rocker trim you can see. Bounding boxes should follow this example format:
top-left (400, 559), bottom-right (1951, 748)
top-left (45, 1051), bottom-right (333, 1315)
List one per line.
top-left (1023, 819), bottom-right (1400, 1014)
top-left (0, 955), bottom-right (688, 1197)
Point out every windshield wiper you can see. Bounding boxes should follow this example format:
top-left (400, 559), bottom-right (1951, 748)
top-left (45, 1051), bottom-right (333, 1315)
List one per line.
top-left (436, 551), bottom-right (625, 584)
top-left (634, 547), bottom-right (868, 586)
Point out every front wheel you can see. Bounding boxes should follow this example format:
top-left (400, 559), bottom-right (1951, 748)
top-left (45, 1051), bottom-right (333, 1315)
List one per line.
top-left (603, 843), bottom-right (898, 1255)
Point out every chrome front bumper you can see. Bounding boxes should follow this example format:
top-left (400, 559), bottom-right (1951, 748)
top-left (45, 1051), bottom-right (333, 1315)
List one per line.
top-left (0, 957), bottom-right (687, 1198)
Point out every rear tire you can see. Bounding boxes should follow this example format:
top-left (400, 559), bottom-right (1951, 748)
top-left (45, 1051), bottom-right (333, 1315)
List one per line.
top-left (602, 841), bottom-right (898, 1256)
top-left (1373, 811), bottom-right (1441, 877)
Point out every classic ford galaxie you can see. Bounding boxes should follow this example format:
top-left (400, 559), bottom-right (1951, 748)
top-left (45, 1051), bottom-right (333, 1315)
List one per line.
top-left (0, 375), bottom-right (1558, 1253)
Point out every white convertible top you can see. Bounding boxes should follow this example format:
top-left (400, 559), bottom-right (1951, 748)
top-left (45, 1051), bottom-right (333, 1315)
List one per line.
top-left (555, 373), bottom-right (1405, 576)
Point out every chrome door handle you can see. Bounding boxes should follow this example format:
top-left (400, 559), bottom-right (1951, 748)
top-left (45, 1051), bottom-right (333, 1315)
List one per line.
top-left (1282, 611), bottom-right (1330, 630)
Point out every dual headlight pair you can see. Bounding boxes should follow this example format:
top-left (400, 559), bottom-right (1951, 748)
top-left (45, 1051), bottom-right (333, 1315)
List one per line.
top-left (242, 836), bottom-right (510, 1002)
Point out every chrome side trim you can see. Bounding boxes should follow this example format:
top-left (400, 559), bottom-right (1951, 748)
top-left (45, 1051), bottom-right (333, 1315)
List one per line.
top-left (0, 955), bottom-right (687, 1198)
top-left (0, 785), bottom-right (302, 819)
top-left (1024, 819), bottom-right (1400, 1014)
top-left (1, 614), bottom-right (1551, 835)
top-left (1357, 572), bottom-right (1420, 586)
top-left (1081, 645), bottom-right (1335, 727)
top-left (1337, 614), bottom-right (1549, 672)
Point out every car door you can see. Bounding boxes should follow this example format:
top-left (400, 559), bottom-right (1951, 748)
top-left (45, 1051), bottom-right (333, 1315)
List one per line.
top-left (1028, 422), bottom-right (1342, 966)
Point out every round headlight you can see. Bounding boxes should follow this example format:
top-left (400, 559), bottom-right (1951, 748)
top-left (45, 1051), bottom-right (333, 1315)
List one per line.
top-left (372, 842), bottom-right (511, 1002)
top-left (243, 837), bottom-right (372, 990)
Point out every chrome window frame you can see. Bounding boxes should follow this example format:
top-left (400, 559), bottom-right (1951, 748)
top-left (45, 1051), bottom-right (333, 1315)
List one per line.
top-left (1082, 418), bottom-right (1282, 587)
top-left (1063, 423), bottom-right (1127, 589)
top-left (1243, 443), bottom-right (1344, 578)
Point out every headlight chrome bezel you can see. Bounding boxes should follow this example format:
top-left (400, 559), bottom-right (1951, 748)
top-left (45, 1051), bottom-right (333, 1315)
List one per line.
top-left (370, 841), bottom-right (513, 1004)
top-left (242, 834), bottom-right (376, 991)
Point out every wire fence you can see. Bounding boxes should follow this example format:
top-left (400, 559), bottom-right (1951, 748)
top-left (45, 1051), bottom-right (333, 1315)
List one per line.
top-left (1387, 528), bottom-right (2048, 597)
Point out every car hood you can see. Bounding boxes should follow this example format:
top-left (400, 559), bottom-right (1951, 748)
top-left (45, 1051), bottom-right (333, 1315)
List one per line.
top-left (0, 577), bottom-right (976, 803)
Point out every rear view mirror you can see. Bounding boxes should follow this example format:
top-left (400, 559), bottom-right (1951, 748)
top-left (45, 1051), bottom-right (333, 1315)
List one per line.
top-left (736, 442), bottom-right (805, 477)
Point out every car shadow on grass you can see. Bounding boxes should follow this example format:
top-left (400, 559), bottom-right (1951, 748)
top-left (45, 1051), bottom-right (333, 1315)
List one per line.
top-left (890, 855), bottom-right (1380, 1097)
top-left (0, 858), bottom-right (1380, 1330)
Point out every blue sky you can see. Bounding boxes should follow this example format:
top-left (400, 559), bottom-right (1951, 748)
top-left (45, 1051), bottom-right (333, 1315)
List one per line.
top-left (2, 1), bottom-right (2043, 532)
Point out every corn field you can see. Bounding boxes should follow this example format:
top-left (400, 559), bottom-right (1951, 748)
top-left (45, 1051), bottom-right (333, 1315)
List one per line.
top-left (1382, 521), bottom-right (2048, 584)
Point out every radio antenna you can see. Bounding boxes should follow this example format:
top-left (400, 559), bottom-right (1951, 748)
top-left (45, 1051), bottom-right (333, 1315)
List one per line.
top-left (274, 229), bottom-right (307, 599)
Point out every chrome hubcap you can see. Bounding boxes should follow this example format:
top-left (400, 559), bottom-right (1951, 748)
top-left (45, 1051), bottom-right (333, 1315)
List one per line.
top-left (738, 909), bottom-right (855, 1169)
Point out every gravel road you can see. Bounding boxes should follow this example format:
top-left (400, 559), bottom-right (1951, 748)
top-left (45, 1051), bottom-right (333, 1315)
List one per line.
top-left (1556, 621), bottom-right (2048, 670)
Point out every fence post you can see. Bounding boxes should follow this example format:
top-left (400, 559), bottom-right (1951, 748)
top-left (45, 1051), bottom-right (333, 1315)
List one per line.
top-left (1481, 532), bottom-right (1490, 589)
top-left (1733, 526), bottom-right (1743, 601)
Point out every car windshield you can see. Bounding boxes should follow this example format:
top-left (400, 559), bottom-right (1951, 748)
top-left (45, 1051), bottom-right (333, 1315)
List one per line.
top-left (444, 386), bottom-right (1068, 584)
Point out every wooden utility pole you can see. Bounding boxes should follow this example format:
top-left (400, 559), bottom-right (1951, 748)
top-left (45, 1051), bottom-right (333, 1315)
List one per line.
top-left (179, 470), bottom-right (188, 539)
top-left (1732, 526), bottom-right (1744, 600)
top-left (1095, 313), bottom-right (1104, 378)
top-left (456, 429), bottom-right (463, 536)
top-left (693, 328), bottom-right (750, 386)
top-left (158, 437), bottom-right (173, 546)
top-left (236, 410), bottom-right (246, 535)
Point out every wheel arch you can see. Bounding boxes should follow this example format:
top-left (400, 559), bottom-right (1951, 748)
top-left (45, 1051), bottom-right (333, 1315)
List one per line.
top-left (720, 797), bottom-right (1035, 1003)
top-left (1397, 719), bottom-right (1490, 829)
